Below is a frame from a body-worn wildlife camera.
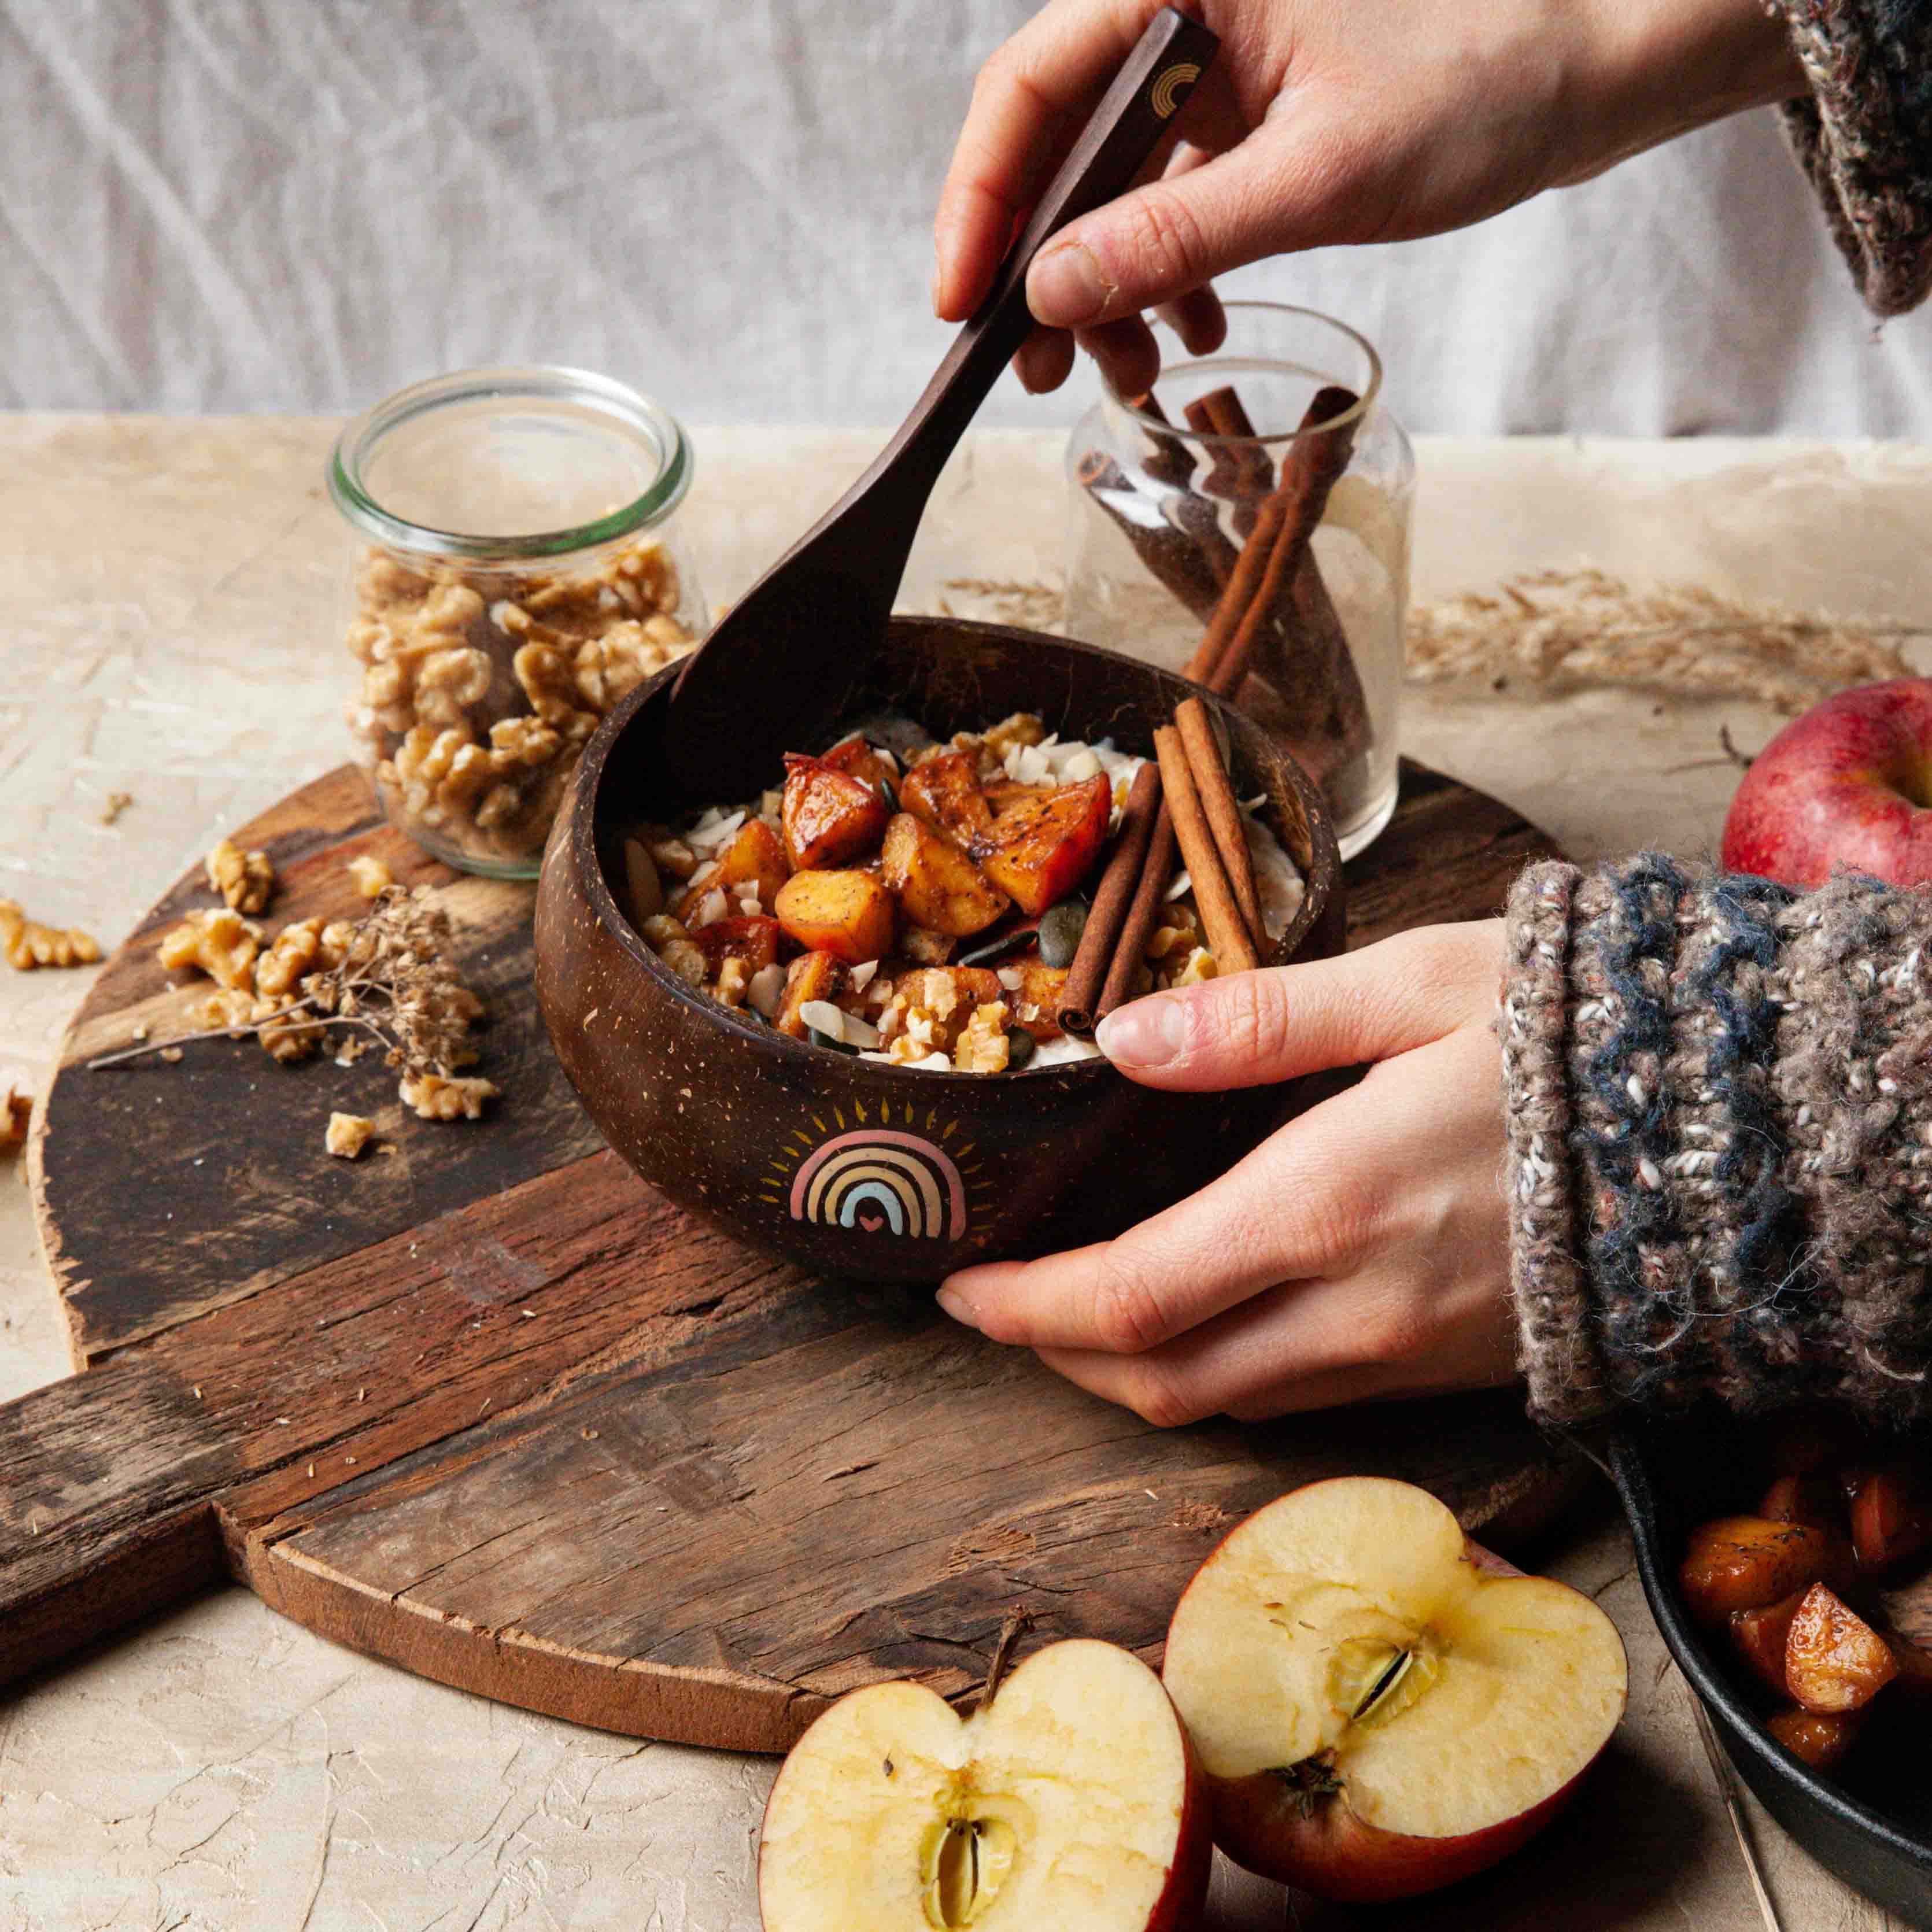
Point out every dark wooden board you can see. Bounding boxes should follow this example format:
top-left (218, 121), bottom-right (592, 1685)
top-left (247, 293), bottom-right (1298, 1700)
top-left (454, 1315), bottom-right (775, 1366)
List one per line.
top-left (6, 759), bottom-right (1567, 1752)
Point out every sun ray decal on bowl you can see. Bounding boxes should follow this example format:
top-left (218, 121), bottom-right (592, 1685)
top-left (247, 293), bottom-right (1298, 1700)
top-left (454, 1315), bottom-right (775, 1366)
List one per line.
top-left (764, 1107), bottom-right (976, 1241)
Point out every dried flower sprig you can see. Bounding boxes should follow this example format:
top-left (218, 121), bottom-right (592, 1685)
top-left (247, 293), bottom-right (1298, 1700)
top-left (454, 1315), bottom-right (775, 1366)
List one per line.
top-left (89, 885), bottom-right (485, 1080)
top-left (1408, 568), bottom-right (1926, 716)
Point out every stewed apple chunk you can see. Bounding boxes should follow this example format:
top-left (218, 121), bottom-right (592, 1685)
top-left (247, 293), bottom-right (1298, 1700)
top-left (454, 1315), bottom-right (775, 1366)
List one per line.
top-left (1785, 1584), bottom-right (1899, 1713)
top-left (675, 818), bottom-right (790, 923)
top-left (1766, 1708), bottom-right (1864, 1771)
top-left (821, 734), bottom-right (899, 796)
top-left (686, 915), bottom-right (783, 976)
top-left (775, 951), bottom-right (847, 1039)
top-left (971, 774), bottom-right (1111, 917)
top-left (900, 748), bottom-right (993, 844)
top-left (1678, 1516), bottom-right (1844, 1627)
top-left (1729, 1591), bottom-right (1807, 1698)
top-left (782, 755), bottom-right (890, 870)
top-left (774, 870), bottom-right (896, 965)
top-left (880, 814), bottom-right (1009, 937)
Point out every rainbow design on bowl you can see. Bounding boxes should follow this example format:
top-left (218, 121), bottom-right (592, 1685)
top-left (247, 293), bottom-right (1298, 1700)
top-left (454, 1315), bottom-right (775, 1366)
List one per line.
top-left (770, 1114), bottom-right (972, 1242)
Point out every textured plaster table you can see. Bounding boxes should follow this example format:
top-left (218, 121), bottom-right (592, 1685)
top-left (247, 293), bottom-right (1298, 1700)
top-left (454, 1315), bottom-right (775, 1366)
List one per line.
top-left (5, 417), bottom-right (1932, 1931)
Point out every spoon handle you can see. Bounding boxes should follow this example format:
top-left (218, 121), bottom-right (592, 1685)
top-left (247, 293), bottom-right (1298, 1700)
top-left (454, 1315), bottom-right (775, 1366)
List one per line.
top-left (836, 6), bottom-right (1217, 555)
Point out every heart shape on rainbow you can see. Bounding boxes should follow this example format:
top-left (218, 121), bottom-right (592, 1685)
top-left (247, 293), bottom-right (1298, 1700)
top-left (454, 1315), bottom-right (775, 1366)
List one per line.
top-left (774, 1122), bottom-right (970, 1242)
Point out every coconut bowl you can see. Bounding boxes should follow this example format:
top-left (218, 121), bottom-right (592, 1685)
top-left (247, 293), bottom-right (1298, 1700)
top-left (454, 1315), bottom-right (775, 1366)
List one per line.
top-left (533, 615), bottom-right (1344, 1285)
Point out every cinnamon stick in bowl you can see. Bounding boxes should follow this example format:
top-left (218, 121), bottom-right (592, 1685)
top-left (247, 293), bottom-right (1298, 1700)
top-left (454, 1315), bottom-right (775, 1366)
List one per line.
top-left (1154, 725), bottom-right (1258, 976)
top-left (1058, 760), bottom-right (1164, 1039)
top-left (1174, 697), bottom-right (1263, 949)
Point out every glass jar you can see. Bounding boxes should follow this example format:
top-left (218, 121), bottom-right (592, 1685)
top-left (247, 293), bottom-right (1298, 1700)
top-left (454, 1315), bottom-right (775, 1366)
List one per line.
top-left (1065, 304), bottom-right (1412, 859)
top-left (330, 365), bottom-right (708, 879)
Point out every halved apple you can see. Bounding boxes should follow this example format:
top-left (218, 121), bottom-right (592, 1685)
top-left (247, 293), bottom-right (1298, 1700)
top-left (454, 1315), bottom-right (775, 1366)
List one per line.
top-left (1161, 1476), bottom-right (1627, 1905)
top-left (758, 1638), bottom-right (1210, 1932)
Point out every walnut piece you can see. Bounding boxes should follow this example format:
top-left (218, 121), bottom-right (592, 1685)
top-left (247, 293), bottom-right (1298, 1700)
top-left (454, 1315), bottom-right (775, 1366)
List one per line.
top-left (205, 838), bottom-right (275, 915)
top-left (954, 1000), bottom-right (1013, 1074)
top-left (400, 1071), bottom-right (499, 1121)
top-left (1, 1072), bottom-right (30, 1152)
top-left (0, 899), bottom-right (102, 971)
top-left (157, 908), bottom-right (263, 990)
top-left (325, 1111), bottom-right (376, 1159)
top-left (346, 533), bottom-right (695, 866)
top-left (348, 854), bottom-right (394, 899)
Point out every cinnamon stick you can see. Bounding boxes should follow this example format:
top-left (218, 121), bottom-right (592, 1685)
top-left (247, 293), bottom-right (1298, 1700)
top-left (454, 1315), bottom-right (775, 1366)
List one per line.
top-left (1185, 386), bottom-right (1273, 537)
top-left (1174, 697), bottom-right (1264, 950)
top-left (1187, 386), bottom-right (1361, 697)
top-left (1154, 725), bottom-right (1258, 976)
top-left (1058, 760), bottom-right (1162, 1039)
top-left (1130, 391), bottom-right (1198, 492)
top-left (1077, 450), bottom-right (1230, 622)
top-left (1096, 801), bottom-right (1177, 1022)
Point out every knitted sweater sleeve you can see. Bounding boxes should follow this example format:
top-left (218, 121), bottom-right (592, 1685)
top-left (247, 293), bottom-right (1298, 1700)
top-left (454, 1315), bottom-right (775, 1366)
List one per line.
top-left (1773, 1), bottom-right (1932, 315)
top-left (1501, 857), bottom-right (1932, 1426)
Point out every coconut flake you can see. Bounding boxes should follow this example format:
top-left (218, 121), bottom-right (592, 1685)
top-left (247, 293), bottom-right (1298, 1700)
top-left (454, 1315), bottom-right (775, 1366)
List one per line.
top-left (1165, 869), bottom-right (1192, 902)
top-left (996, 965), bottom-right (1024, 991)
top-left (799, 1000), bottom-right (846, 1039)
top-left (748, 963), bottom-right (785, 1018)
top-left (849, 960), bottom-right (880, 991)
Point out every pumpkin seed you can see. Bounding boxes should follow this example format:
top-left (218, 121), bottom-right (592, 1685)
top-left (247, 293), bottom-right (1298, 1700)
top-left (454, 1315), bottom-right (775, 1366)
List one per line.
top-left (1037, 899), bottom-right (1089, 969)
top-left (1004, 1027), bottom-right (1037, 1070)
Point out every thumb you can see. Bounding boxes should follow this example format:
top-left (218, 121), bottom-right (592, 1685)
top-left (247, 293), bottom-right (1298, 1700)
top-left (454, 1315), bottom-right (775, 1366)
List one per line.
top-left (1024, 134), bottom-right (1307, 330)
top-left (1093, 922), bottom-right (1503, 1091)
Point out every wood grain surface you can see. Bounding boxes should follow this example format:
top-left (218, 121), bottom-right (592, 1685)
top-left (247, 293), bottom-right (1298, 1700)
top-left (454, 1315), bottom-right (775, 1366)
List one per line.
top-left (5, 758), bottom-right (1566, 1752)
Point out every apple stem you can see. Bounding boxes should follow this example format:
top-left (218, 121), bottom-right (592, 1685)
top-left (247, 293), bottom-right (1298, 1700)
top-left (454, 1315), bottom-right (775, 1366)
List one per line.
top-left (975, 1608), bottom-right (1035, 1716)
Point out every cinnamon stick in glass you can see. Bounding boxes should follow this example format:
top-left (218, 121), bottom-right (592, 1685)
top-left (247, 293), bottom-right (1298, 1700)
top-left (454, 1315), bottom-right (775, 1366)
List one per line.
top-left (1174, 697), bottom-right (1264, 950)
top-left (1077, 450), bottom-right (1229, 625)
top-left (1058, 760), bottom-right (1163, 1039)
top-left (1185, 385), bottom-right (1273, 538)
top-left (1154, 725), bottom-right (1259, 976)
top-left (1096, 802), bottom-right (1177, 1023)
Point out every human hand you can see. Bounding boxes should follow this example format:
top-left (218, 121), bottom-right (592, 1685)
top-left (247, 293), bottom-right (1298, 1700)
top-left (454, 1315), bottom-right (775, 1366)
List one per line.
top-left (936, 920), bottom-right (1520, 1424)
top-left (935, 0), bottom-right (1806, 396)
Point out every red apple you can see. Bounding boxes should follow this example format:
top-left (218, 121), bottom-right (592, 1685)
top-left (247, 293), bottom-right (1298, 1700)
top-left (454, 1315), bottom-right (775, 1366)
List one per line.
top-left (1161, 1476), bottom-right (1627, 1905)
top-left (1722, 679), bottom-right (1932, 888)
top-left (758, 1637), bottom-right (1210, 1931)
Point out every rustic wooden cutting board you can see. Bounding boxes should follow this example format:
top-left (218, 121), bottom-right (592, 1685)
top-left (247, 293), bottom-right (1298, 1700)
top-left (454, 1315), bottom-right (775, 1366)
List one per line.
top-left (3, 760), bottom-right (1569, 1753)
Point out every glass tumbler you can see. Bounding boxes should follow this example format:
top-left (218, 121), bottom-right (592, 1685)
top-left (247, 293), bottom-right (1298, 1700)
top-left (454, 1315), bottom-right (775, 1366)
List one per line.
top-left (1065, 304), bottom-right (1413, 858)
top-left (331, 365), bottom-right (708, 880)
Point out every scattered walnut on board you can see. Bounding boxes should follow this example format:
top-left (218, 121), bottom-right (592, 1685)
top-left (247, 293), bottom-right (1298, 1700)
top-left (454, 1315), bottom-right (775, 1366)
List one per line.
top-left (400, 1071), bottom-right (498, 1121)
top-left (1, 1072), bottom-right (31, 1152)
top-left (205, 837), bottom-right (275, 915)
top-left (0, 899), bottom-right (102, 971)
top-left (348, 854), bottom-right (393, 899)
top-left (325, 1111), bottom-right (376, 1159)
top-left (157, 908), bottom-right (263, 991)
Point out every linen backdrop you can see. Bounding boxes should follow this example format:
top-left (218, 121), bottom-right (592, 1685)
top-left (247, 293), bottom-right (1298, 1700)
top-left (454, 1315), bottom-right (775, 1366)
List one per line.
top-left (3, 0), bottom-right (1930, 436)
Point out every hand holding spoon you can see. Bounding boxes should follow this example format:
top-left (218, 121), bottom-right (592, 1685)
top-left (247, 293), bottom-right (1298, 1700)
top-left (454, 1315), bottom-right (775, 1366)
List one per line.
top-left (664, 6), bottom-right (1219, 797)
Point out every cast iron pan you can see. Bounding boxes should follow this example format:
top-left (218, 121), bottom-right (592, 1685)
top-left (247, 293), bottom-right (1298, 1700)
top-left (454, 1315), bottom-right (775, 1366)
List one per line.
top-left (1612, 1411), bottom-right (1932, 1924)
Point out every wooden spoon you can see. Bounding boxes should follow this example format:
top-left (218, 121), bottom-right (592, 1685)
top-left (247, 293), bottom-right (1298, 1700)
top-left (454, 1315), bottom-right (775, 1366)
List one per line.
top-left (664, 5), bottom-right (1219, 798)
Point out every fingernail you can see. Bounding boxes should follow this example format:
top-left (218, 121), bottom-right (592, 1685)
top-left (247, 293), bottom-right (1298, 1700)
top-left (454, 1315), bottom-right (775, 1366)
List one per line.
top-left (1096, 995), bottom-right (1186, 1067)
top-left (936, 1285), bottom-right (980, 1329)
top-left (1029, 241), bottom-right (1107, 326)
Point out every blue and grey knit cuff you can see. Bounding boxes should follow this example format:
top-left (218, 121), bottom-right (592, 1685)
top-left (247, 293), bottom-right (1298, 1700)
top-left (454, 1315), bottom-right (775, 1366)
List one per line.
top-left (1775, 0), bottom-right (1932, 315)
top-left (1502, 857), bottom-right (1932, 1427)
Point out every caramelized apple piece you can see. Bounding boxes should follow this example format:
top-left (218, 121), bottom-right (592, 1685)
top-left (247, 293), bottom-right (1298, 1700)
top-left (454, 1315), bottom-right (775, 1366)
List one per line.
top-left (774, 870), bottom-right (896, 965)
top-left (1005, 957), bottom-right (1069, 1042)
top-left (687, 915), bottom-right (784, 976)
top-left (1760, 1473), bottom-right (1845, 1533)
top-left (775, 951), bottom-right (847, 1039)
top-left (1850, 1462), bottom-right (1932, 1573)
top-left (674, 819), bottom-right (790, 922)
top-left (1766, 1707), bottom-right (1864, 1772)
top-left (900, 926), bottom-right (956, 965)
top-left (822, 735), bottom-right (899, 796)
top-left (971, 774), bottom-right (1112, 917)
top-left (781, 755), bottom-right (890, 871)
top-left (1679, 1516), bottom-right (1841, 1627)
top-left (880, 813), bottom-right (1010, 938)
top-left (900, 749), bottom-right (993, 845)
top-left (981, 777), bottom-right (1056, 812)
top-left (1785, 1583), bottom-right (1899, 1713)
top-left (1729, 1590), bottom-right (1807, 1698)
